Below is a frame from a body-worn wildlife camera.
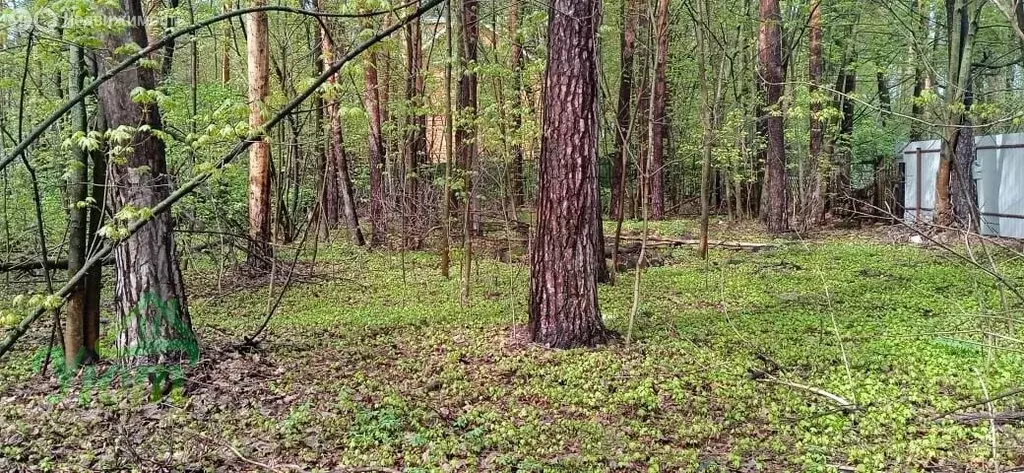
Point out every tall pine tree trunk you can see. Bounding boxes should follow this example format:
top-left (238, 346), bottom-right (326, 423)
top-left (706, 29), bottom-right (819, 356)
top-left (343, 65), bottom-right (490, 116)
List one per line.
top-left (758, 0), bottom-right (788, 232)
top-left (529, 0), bottom-right (609, 348)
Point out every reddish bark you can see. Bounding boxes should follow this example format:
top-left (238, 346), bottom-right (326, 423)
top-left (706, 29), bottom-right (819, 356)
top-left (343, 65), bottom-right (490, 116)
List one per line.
top-left (611, 0), bottom-right (638, 221)
top-left (529, 0), bottom-right (609, 348)
top-left (456, 0), bottom-right (479, 234)
top-left (363, 45), bottom-right (387, 246)
top-left (649, 0), bottom-right (670, 220)
top-left (758, 0), bottom-right (788, 232)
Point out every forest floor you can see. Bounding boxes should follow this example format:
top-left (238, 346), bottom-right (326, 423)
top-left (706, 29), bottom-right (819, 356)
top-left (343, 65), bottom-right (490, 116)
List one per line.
top-left (3, 219), bottom-right (1024, 472)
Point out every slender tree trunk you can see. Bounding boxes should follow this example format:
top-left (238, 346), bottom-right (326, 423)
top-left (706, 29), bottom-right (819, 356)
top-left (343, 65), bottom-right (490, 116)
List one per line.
top-left (221, 1), bottom-right (231, 83)
top-left (833, 64), bottom-right (855, 213)
top-left (363, 26), bottom-right (387, 246)
top-left (98, 0), bottom-right (197, 370)
top-left (441, 0), bottom-right (455, 277)
top-left (160, 0), bottom-right (180, 78)
top-left (909, 0), bottom-right (926, 141)
top-left (758, 0), bottom-right (788, 232)
top-left (322, 14), bottom-right (365, 246)
top-left (64, 43), bottom-right (89, 370)
top-left (457, 0), bottom-right (479, 302)
top-left (508, 0), bottom-right (526, 210)
top-left (612, 0), bottom-right (638, 221)
top-left (246, 0), bottom-right (272, 268)
top-left (404, 5), bottom-right (426, 247)
top-left (83, 133), bottom-right (106, 362)
top-left (936, 0), bottom-right (979, 227)
top-left (529, 0), bottom-right (609, 348)
top-left (648, 0), bottom-right (670, 220)
top-left (875, 71), bottom-right (894, 214)
top-left (807, 0), bottom-right (825, 226)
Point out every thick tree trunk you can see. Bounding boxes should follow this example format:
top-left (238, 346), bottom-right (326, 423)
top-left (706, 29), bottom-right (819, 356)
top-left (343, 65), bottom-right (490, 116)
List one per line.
top-left (759, 0), bottom-right (788, 232)
top-left (246, 1), bottom-right (273, 268)
top-left (649, 0), bottom-right (670, 220)
top-left (807, 0), bottom-right (825, 226)
top-left (363, 36), bottom-right (387, 246)
top-left (529, 0), bottom-right (609, 348)
top-left (98, 0), bottom-right (197, 368)
top-left (611, 0), bottom-right (638, 221)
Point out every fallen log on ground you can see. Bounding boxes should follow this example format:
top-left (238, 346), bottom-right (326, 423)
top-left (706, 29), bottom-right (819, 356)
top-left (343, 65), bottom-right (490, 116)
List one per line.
top-left (610, 236), bottom-right (777, 251)
top-left (0, 257), bottom-right (114, 272)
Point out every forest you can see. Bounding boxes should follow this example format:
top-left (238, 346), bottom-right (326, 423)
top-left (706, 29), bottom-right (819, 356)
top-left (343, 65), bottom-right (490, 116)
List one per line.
top-left (2, 0), bottom-right (1024, 470)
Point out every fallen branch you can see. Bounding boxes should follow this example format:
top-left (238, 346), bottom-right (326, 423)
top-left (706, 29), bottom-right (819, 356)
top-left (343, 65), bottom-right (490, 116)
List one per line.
top-left (947, 411), bottom-right (1024, 425)
top-left (0, 257), bottom-right (114, 272)
top-left (754, 373), bottom-right (857, 411)
top-left (613, 236), bottom-right (776, 251)
top-left (930, 386), bottom-right (1024, 422)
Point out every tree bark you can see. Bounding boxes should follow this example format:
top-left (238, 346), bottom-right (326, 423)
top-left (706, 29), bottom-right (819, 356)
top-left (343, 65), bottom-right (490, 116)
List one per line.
top-left (508, 0), bottom-right (526, 210)
top-left (246, 0), bottom-right (273, 268)
top-left (649, 0), bottom-right (670, 220)
top-left (362, 26), bottom-right (387, 246)
top-left (221, 1), bottom-right (231, 84)
top-left (529, 0), bottom-right (609, 348)
top-left (322, 13), bottom-right (365, 246)
top-left (936, 0), bottom-right (979, 227)
top-left (98, 0), bottom-right (197, 368)
top-left (457, 0), bottom-right (479, 301)
top-left (160, 0), bottom-right (180, 79)
top-left (611, 0), bottom-right (638, 221)
top-left (807, 0), bottom-right (825, 226)
top-left (909, 0), bottom-right (926, 141)
top-left (403, 4), bottom-right (427, 247)
top-left (758, 0), bottom-right (788, 232)
top-left (64, 43), bottom-right (90, 370)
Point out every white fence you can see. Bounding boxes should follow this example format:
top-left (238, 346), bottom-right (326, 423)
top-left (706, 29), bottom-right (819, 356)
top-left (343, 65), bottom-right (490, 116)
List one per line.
top-left (901, 134), bottom-right (1024, 239)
